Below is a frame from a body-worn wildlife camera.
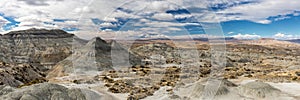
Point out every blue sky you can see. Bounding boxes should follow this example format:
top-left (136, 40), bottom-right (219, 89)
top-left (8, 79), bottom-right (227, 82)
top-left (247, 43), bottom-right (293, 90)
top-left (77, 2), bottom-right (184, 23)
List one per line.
top-left (222, 15), bottom-right (300, 37)
top-left (0, 13), bottom-right (20, 31)
top-left (0, 0), bottom-right (299, 40)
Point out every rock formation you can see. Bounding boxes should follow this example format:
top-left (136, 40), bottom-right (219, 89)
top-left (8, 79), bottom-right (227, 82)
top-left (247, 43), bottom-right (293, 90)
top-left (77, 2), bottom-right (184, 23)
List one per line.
top-left (0, 28), bottom-right (87, 69)
top-left (47, 37), bottom-right (141, 79)
top-left (0, 83), bottom-right (101, 100)
top-left (130, 43), bottom-right (180, 65)
top-left (0, 61), bottom-right (47, 87)
top-left (238, 81), bottom-right (281, 98)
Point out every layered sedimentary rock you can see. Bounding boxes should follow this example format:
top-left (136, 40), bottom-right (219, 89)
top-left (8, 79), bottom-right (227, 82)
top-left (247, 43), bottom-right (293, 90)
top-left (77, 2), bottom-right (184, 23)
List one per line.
top-left (0, 28), bottom-right (87, 69)
top-left (0, 28), bottom-right (87, 87)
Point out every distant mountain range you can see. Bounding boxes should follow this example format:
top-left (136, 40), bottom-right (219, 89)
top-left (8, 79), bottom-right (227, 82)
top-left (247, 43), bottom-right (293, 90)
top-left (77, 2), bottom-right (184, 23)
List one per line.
top-left (286, 39), bottom-right (300, 44)
top-left (137, 37), bottom-right (300, 44)
top-left (136, 37), bottom-right (238, 41)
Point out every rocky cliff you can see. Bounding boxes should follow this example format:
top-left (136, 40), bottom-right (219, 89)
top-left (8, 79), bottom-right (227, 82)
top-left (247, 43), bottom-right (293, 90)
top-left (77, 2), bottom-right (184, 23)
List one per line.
top-left (0, 28), bottom-right (87, 69)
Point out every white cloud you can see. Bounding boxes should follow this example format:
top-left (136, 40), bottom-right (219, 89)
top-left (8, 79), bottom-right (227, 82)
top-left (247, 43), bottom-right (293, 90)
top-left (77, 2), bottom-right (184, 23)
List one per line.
top-left (0, 16), bottom-right (8, 23)
top-left (0, 0), bottom-right (220, 38)
top-left (273, 32), bottom-right (295, 40)
top-left (103, 17), bottom-right (117, 22)
top-left (0, 0), bottom-right (125, 32)
top-left (274, 16), bottom-right (291, 21)
top-left (99, 22), bottom-right (116, 27)
top-left (147, 1), bottom-right (177, 12)
top-left (227, 32), bottom-right (234, 34)
top-left (174, 14), bottom-right (193, 19)
top-left (256, 20), bottom-right (272, 24)
top-left (0, 0), bottom-right (299, 39)
top-left (274, 33), bottom-right (285, 38)
top-left (216, 0), bottom-right (300, 24)
top-left (294, 13), bottom-right (300, 16)
top-left (231, 33), bottom-right (261, 39)
top-left (73, 6), bottom-right (94, 13)
top-left (139, 18), bottom-right (149, 22)
top-left (152, 13), bottom-right (174, 20)
top-left (17, 0), bottom-right (57, 6)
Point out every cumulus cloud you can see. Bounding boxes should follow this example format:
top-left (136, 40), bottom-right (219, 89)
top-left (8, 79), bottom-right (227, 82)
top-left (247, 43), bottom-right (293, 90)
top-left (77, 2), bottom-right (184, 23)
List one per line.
top-left (0, 0), bottom-right (299, 39)
top-left (274, 33), bottom-right (286, 38)
top-left (152, 13), bottom-right (174, 20)
top-left (231, 33), bottom-right (261, 40)
top-left (216, 0), bottom-right (300, 24)
top-left (147, 0), bottom-right (177, 12)
top-left (273, 32), bottom-right (296, 40)
top-left (0, 0), bottom-right (124, 31)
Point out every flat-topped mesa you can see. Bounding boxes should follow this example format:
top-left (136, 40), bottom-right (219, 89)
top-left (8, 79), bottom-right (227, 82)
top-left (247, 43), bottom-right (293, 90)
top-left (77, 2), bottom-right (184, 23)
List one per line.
top-left (0, 28), bottom-right (86, 69)
top-left (2, 28), bottom-right (74, 38)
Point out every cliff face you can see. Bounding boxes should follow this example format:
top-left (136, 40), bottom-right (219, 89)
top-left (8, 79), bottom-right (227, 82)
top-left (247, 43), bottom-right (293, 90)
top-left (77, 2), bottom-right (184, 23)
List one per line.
top-left (0, 28), bottom-right (87, 69)
top-left (0, 28), bottom-right (90, 87)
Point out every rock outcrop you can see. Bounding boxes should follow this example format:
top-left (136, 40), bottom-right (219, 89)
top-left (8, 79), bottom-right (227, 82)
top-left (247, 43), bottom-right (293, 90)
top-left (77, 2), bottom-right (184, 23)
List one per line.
top-left (0, 28), bottom-right (87, 69)
top-left (238, 81), bottom-right (281, 98)
top-left (0, 83), bottom-right (101, 100)
top-left (189, 78), bottom-right (237, 99)
top-left (130, 43), bottom-right (180, 65)
top-left (47, 37), bottom-right (141, 78)
top-left (0, 61), bottom-right (47, 87)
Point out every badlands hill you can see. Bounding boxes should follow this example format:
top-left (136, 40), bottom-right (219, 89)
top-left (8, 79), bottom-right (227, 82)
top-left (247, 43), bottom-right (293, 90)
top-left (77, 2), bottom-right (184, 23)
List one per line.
top-left (47, 37), bottom-right (141, 79)
top-left (0, 28), bottom-right (87, 87)
top-left (0, 28), bottom-right (87, 69)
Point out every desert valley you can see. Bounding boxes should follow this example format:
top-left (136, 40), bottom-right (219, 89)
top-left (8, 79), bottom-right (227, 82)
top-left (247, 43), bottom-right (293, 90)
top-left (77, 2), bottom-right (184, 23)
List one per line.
top-left (0, 28), bottom-right (300, 100)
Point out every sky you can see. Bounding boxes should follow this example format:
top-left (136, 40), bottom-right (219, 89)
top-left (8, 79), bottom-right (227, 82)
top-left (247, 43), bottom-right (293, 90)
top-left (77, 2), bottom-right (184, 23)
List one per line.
top-left (0, 0), bottom-right (299, 40)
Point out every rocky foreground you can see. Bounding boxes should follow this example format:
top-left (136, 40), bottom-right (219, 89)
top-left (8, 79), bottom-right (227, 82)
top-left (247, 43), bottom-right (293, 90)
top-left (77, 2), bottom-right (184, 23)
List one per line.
top-left (0, 83), bottom-right (102, 100)
top-left (1, 78), bottom-right (299, 100)
top-left (0, 61), bottom-right (47, 87)
top-left (0, 29), bottom-right (300, 100)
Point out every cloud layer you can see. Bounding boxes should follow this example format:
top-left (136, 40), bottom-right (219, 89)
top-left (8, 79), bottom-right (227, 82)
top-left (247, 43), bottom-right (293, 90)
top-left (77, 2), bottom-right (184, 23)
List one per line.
top-left (0, 0), bottom-right (299, 39)
top-left (231, 33), bottom-right (261, 40)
